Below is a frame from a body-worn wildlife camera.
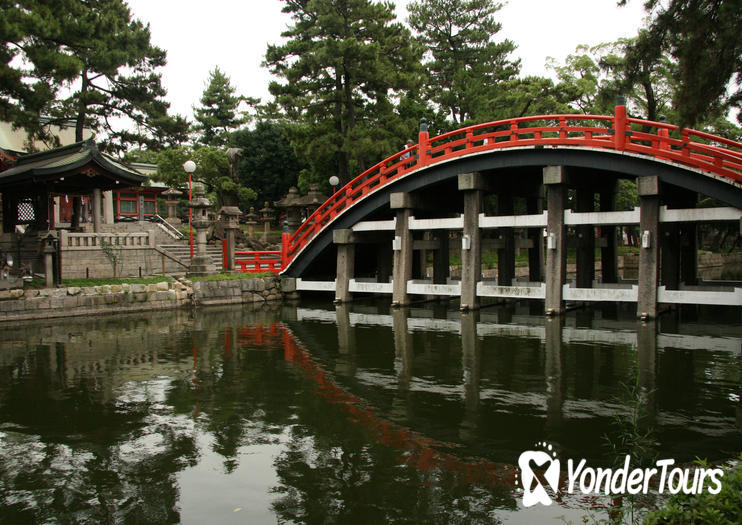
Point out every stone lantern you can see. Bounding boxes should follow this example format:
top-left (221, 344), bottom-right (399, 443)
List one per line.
top-left (161, 187), bottom-right (182, 224)
top-left (245, 206), bottom-right (258, 238)
top-left (218, 205), bottom-right (242, 271)
top-left (259, 201), bottom-right (274, 241)
top-left (275, 187), bottom-right (302, 234)
top-left (41, 231), bottom-right (58, 288)
top-left (187, 182), bottom-right (216, 276)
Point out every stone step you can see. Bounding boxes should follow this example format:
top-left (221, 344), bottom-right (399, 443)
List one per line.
top-left (157, 243), bottom-right (223, 268)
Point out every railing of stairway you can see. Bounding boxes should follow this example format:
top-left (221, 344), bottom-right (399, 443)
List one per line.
top-left (231, 103), bottom-right (742, 274)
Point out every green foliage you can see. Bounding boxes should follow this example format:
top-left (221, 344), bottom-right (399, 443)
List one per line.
top-left (2, 0), bottom-right (189, 153)
top-left (645, 456), bottom-right (742, 524)
top-left (231, 121), bottom-right (306, 206)
top-left (548, 39), bottom-right (677, 121)
top-left (193, 67), bottom-right (253, 147)
top-left (1, 0), bottom-right (84, 146)
top-left (189, 272), bottom-right (273, 282)
top-left (155, 146), bottom-right (256, 209)
top-left (615, 179), bottom-right (638, 211)
top-left (620, 0), bottom-right (742, 128)
top-left (265, 0), bottom-right (425, 185)
top-left (100, 240), bottom-right (123, 278)
top-left (61, 276), bottom-right (172, 287)
top-left (408, 0), bottom-right (520, 125)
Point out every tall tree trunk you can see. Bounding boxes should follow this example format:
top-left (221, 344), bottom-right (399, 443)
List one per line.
top-left (75, 70), bottom-right (89, 142)
top-left (335, 69), bottom-right (349, 184)
top-left (343, 66), bottom-right (356, 183)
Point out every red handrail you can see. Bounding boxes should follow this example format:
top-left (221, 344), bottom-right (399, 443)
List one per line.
top-left (266, 106), bottom-right (742, 273)
top-left (234, 250), bottom-right (282, 273)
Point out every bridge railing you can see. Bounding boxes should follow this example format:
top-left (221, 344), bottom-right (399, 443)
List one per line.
top-left (282, 105), bottom-right (742, 270)
top-left (231, 233), bottom-right (290, 273)
top-left (286, 143), bottom-right (422, 261)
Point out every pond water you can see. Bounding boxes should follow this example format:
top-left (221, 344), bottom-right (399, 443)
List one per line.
top-left (0, 300), bottom-right (740, 524)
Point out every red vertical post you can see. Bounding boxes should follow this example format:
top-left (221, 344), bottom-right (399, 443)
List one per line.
top-left (417, 118), bottom-right (430, 167)
top-left (657, 115), bottom-right (670, 160)
top-left (222, 238), bottom-right (228, 270)
top-left (188, 172), bottom-right (193, 259)
top-left (614, 97), bottom-right (627, 151)
top-left (281, 232), bottom-right (290, 269)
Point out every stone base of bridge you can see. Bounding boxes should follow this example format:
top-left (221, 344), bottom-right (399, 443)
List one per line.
top-left (288, 165), bottom-right (741, 318)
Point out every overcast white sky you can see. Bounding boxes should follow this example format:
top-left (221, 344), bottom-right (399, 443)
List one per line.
top-left (125, 0), bottom-right (649, 121)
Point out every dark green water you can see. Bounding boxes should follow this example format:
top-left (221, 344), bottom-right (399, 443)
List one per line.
top-left (0, 301), bottom-right (740, 524)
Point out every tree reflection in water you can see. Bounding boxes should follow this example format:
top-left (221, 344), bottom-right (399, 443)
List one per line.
top-left (0, 304), bottom-right (739, 524)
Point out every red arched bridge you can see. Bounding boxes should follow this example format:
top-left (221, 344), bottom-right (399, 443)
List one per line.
top-left (232, 103), bottom-right (742, 318)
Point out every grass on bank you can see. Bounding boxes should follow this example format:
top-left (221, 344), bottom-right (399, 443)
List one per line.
top-left (189, 272), bottom-right (273, 282)
top-left (61, 276), bottom-right (174, 287)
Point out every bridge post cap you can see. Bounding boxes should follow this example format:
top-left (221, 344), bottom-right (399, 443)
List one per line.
top-left (419, 118), bottom-right (428, 132)
top-left (615, 95), bottom-right (626, 106)
top-left (637, 176), bottom-right (660, 196)
top-left (457, 171), bottom-right (488, 191)
top-left (333, 228), bottom-right (356, 244)
top-left (390, 192), bottom-right (416, 209)
top-left (543, 165), bottom-right (569, 185)
top-left (280, 277), bottom-right (297, 292)
top-left (283, 220), bottom-right (289, 233)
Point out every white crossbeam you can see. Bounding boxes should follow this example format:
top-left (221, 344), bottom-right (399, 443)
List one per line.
top-left (477, 282), bottom-right (546, 298)
top-left (659, 206), bottom-right (742, 223)
top-left (564, 208), bottom-right (640, 225)
top-left (479, 212), bottom-right (547, 228)
top-left (349, 280), bottom-right (393, 294)
top-left (408, 215), bottom-right (464, 230)
top-left (296, 278), bottom-right (336, 292)
top-left (562, 284), bottom-right (639, 302)
top-left (352, 219), bottom-right (396, 231)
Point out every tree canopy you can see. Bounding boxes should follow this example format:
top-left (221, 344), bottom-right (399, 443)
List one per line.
top-left (265, 0), bottom-right (424, 186)
top-left (407, 0), bottom-right (520, 125)
top-left (2, 0), bottom-right (188, 152)
top-left (231, 121), bottom-right (306, 206)
top-left (619, 0), bottom-right (742, 127)
top-left (155, 146), bottom-right (257, 210)
top-left (193, 67), bottom-right (252, 147)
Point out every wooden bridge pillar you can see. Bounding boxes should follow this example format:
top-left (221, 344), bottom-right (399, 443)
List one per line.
top-left (544, 166), bottom-right (568, 315)
top-left (527, 192), bottom-right (545, 282)
top-left (600, 183), bottom-right (618, 283)
top-left (333, 229), bottom-right (356, 304)
top-left (377, 243), bottom-right (393, 284)
top-left (637, 176), bottom-right (660, 319)
top-left (433, 230), bottom-right (450, 284)
top-left (576, 187), bottom-right (595, 288)
top-left (497, 193), bottom-right (515, 286)
top-left (459, 172), bottom-right (485, 310)
top-left (391, 193), bottom-right (414, 306)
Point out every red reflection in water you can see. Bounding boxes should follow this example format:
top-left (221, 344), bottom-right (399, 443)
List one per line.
top-left (230, 322), bottom-right (518, 490)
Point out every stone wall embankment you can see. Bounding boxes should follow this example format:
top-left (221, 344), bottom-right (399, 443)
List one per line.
top-left (0, 276), bottom-right (284, 322)
top-left (192, 276), bottom-right (282, 307)
top-left (0, 280), bottom-right (191, 322)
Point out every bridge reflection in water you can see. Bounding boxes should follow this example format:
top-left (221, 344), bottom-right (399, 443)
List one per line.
top-left (0, 303), bottom-right (740, 523)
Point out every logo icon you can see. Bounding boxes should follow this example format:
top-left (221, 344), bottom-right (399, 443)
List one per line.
top-left (518, 442), bottom-right (560, 507)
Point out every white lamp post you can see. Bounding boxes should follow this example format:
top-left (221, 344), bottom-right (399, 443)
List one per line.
top-left (329, 175), bottom-right (339, 194)
top-left (183, 160), bottom-right (197, 259)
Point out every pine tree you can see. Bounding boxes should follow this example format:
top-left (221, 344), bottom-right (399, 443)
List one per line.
top-left (619, 0), bottom-right (742, 127)
top-left (193, 67), bottom-right (250, 147)
top-left (2, 0), bottom-right (187, 153)
top-left (407, 0), bottom-right (520, 125)
top-left (265, 0), bottom-right (424, 185)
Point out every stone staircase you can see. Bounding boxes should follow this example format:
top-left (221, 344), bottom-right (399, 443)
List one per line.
top-left (158, 241), bottom-right (224, 270)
